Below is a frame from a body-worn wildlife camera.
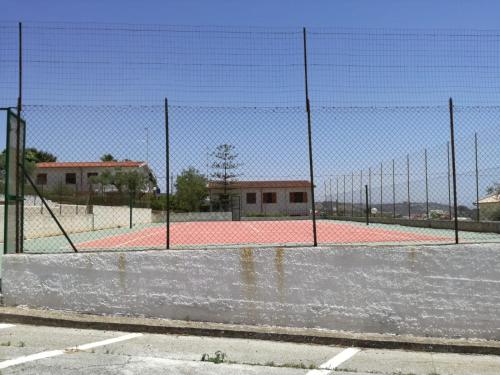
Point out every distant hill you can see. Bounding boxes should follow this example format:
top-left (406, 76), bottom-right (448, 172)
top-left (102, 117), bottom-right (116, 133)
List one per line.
top-left (318, 200), bottom-right (475, 219)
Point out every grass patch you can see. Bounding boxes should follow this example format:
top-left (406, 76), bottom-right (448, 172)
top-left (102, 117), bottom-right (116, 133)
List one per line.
top-left (201, 351), bottom-right (226, 364)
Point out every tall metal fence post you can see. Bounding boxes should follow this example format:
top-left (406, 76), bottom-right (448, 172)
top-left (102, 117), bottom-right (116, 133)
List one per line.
top-left (302, 27), bottom-right (317, 246)
top-left (359, 170), bottom-right (363, 217)
top-left (474, 132), bottom-right (480, 222)
top-left (59, 179), bottom-right (63, 215)
top-left (449, 98), bottom-right (459, 244)
top-left (324, 181), bottom-right (327, 207)
top-left (447, 142), bottom-right (452, 219)
top-left (329, 177), bottom-right (333, 216)
top-left (365, 185), bottom-right (369, 225)
top-left (343, 174), bottom-right (346, 216)
top-left (407, 154), bottom-right (411, 219)
top-left (351, 172), bottom-right (354, 217)
top-left (129, 192), bottom-right (133, 229)
top-left (336, 176), bottom-right (339, 216)
top-left (16, 22), bottom-right (23, 253)
top-left (165, 98), bottom-right (171, 249)
top-left (392, 159), bottom-right (396, 218)
top-left (425, 148), bottom-right (429, 219)
top-left (368, 167), bottom-right (372, 216)
top-left (380, 162), bottom-right (383, 216)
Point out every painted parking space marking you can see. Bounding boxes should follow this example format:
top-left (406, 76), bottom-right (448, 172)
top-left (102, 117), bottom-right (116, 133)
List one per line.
top-left (0, 324), bottom-right (15, 329)
top-left (425, 275), bottom-right (500, 284)
top-left (306, 347), bottom-right (360, 374)
top-left (71, 333), bottom-right (143, 351)
top-left (0, 332), bottom-right (142, 369)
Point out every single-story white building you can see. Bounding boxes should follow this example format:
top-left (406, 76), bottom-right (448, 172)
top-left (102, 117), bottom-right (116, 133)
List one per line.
top-left (476, 193), bottom-right (500, 221)
top-left (33, 161), bottom-right (154, 193)
top-left (208, 180), bottom-right (312, 216)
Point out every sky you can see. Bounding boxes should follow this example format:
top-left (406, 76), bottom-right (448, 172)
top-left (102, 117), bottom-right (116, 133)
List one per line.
top-left (1, 0), bottom-right (500, 207)
top-left (3, 0), bottom-right (500, 29)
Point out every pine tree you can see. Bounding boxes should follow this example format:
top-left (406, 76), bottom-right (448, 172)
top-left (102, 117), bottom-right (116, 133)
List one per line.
top-left (210, 144), bottom-right (241, 209)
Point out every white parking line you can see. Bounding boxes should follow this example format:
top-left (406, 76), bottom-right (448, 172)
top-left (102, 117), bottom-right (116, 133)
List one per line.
top-left (306, 347), bottom-right (361, 374)
top-left (0, 324), bottom-right (15, 330)
top-left (425, 275), bottom-right (500, 284)
top-left (0, 332), bottom-right (142, 369)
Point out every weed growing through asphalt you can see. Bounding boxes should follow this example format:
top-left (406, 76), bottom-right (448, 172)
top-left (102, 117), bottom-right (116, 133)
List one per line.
top-left (281, 362), bottom-right (313, 369)
top-left (17, 342), bottom-right (25, 347)
top-left (259, 361), bottom-right (317, 370)
top-left (201, 351), bottom-right (226, 364)
top-left (0, 341), bottom-right (11, 347)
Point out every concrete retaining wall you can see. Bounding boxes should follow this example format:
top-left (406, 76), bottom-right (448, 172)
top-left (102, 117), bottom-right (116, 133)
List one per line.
top-left (3, 243), bottom-right (500, 340)
top-left (333, 216), bottom-right (500, 233)
top-left (151, 211), bottom-right (233, 223)
top-left (0, 205), bottom-right (152, 239)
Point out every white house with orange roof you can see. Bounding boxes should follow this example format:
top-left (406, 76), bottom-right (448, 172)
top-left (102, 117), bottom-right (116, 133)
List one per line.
top-left (33, 161), bottom-right (154, 192)
top-left (207, 180), bottom-right (312, 216)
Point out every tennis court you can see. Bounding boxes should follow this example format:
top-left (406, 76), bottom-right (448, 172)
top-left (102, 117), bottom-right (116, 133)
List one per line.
top-left (22, 219), bottom-right (500, 253)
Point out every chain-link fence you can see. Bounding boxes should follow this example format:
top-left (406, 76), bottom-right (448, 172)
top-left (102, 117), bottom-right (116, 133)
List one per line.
top-left (21, 105), bottom-right (166, 253)
top-left (9, 102), bottom-right (500, 253)
top-left (1, 22), bottom-right (500, 253)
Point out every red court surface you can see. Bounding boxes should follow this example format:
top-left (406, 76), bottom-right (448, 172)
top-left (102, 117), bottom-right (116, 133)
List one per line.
top-left (77, 220), bottom-right (449, 250)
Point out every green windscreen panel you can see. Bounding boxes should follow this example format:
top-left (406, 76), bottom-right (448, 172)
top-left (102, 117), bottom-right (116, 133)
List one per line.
top-left (4, 109), bottom-right (25, 254)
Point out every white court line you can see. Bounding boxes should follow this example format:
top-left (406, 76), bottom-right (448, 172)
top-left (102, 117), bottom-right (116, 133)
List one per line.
top-left (306, 347), bottom-right (361, 374)
top-left (0, 324), bottom-right (15, 329)
top-left (0, 332), bottom-right (142, 370)
top-left (115, 230), bottom-right (163, 248)
top-left (247, 223), bottom-right (261, 233)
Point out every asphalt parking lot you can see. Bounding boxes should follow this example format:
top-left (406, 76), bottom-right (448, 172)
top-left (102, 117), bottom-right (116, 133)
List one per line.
top-left (0, 323), bottom-right (499, 374)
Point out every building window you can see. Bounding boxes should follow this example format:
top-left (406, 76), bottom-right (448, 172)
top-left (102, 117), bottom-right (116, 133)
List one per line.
top-left (262, 192), bottom-right (277, 204)
top-left (87, 172), bottom-right (98, 178)
top-left (246, 192), bottom-right (257, 204)
top-left (290, 192), bottom-right (307, 203)
top-left (36, 173), bottom-right (47, 185)
top-left (65, 173), bottom-right (76, 185)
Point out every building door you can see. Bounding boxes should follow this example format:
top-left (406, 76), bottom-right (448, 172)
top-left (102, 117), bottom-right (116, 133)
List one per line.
top-left (231, 195), bottom-right (241, 221)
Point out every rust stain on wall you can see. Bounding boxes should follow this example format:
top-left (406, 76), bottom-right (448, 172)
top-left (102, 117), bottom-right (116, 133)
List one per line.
top-left (240, 247), bottom-right (257, 321)
top-left (118, 253), bottom-right (127, 289)
top-left (275, 247), bottom-right (286, 303)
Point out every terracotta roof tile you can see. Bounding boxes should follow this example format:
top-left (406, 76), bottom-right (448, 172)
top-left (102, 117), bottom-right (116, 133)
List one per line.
top-left (36, 161), bottom-right (145, 169)
top-left (208, 180), bottom-right (312, 189)
top-left (478, 194), bottom-right (500, 204)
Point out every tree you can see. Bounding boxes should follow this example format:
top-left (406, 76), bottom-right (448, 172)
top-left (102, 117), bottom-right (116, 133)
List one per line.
top-left (210, 144), bottom-right (241, 207)
top-left (90, 170), bottom-right (147, 196)
top-left (486, 183), bottom-right (500, 196)
top-left (90, 170), bottom-right (113, 194)
top-left (0, 147), bottom-right (56, 184)
top-left (100, 154), bottom-right (117, 162)
top-left (121, 171), bottom-right (148, 195)
top-left (175, 167), bottom-right (208, 212)
top-left (25, 148), bottom-right (57, 163)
